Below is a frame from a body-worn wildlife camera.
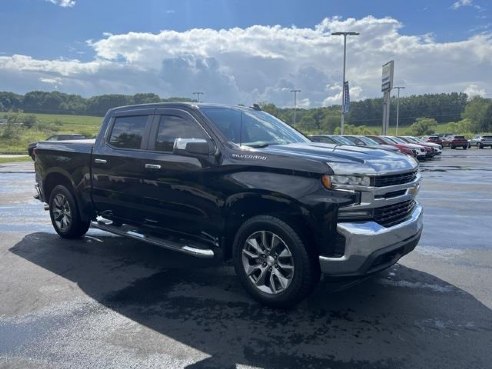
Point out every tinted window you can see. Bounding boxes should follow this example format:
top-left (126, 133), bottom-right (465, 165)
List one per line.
top-left (109, 115), bottom-right (148, 149)
top-left (155, 115), bottom-right (206, 152)
top-left (202, 107), bottom-right (308, 147)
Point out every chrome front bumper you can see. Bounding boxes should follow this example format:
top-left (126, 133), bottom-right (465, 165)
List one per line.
top-left (319, 203), bottom-right (423, 276)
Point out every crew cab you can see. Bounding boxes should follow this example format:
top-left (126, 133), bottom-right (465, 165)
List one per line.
top-left (34, 103), bottom-right (423, 307)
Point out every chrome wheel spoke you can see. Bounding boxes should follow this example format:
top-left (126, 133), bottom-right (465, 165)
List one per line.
top-left (253, 265), bottom-right (269, 287)
top-left (242, 248), bottom-right (259, 260)
top-left (272, 269), bottom-right (289, 290)
top-left (246, 238), bottom-right (264, 255)
top-left (277, 261), bottom-right (294, 272)
top-left (261, 231), bottom-right (268, 250)
top-left (278, 248), bottom-right (292, 258)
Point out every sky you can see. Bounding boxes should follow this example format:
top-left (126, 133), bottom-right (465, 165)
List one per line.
top-left (0, 0), bottom-right (491, 107)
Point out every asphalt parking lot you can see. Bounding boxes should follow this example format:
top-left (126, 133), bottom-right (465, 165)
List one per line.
top-left (0, 150), bottom-right (491, 369)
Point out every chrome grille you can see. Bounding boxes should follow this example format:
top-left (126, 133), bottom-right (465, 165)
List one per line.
top-left (373, 170), bottom-right (417, 187)
top-left (374, 200), bottom-right (416, 227)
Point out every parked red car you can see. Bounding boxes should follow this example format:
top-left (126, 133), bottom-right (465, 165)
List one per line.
top-left (449, 135), bottom-right (468, 149)
top-left (366, 135), bottom-right (426, 159)
top-left (426, 135), bottom-right (443, 146)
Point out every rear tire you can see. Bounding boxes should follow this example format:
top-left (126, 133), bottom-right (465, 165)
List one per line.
top-left (49, 185), bottom-right (90, 239)
top-left (232, 215), bottom-right (320, 308)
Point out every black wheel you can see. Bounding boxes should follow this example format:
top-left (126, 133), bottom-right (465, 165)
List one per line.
top-left (49, 185), bottom-right (90, 239)
top-left (232, 215), bottom-right (320, 308)
top-left (479, 144), bottom-right (484, 149)
top-left (463, 145), bottom-right (467, 150)
top-left (450, 145), bottom-right (455, 149)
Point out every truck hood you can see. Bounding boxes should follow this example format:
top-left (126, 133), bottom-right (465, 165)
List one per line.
top-left (262, 142), bottom-right (418, 175)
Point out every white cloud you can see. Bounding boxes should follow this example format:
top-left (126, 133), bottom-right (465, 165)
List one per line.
top-left (451, 0), bottom-right (473, 10)
top-left (464, 83), bottom-right (486, 97)
top-left (0, 16), bottom-right (491, 106)
top-left (46, 0), bottom-right (76, 7)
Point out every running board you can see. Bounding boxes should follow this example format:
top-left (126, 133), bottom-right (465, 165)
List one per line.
top-left (91, 221), bottom-right (215, 259)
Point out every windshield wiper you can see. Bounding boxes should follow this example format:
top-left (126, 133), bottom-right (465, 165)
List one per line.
top-left (247, 143), bottom-right (270, 148)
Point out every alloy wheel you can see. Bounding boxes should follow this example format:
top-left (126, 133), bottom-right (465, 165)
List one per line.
top-left (241, 231), bottom-right (294, 295)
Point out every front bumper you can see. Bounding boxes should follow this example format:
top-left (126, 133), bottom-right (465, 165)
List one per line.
top-left (319, 203), bottom-right (423, 276)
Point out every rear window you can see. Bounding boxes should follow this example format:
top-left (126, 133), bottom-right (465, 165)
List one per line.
top-left (109, 115), bottom-right (148, 149)
top-left (483, 136), bottom-right (492, 139)
top-left (454, 136), bottom-right (465, 139)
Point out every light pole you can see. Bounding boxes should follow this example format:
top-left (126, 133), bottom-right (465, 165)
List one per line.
top-left (332, 31), bottom-right (359, 134)
top-left (290, 89), bottom-right (301, 126)
top-left (393, 86), bottom-right (405, 135)
top-left (192, 91), bottom-right (204, 102)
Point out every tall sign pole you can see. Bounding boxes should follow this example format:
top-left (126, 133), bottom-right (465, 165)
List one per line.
top-left (332, 31), bottom-right (359, 134)
top-left (381, 61), bottom-right (394, 135)
top-left (393, 86), bottom-right (405, 135)
top-left (290, 89), bottom-right (301, 126)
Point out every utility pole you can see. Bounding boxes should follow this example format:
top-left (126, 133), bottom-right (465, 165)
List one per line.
top-left (332, 31), bottom-right (359, 134)
top-left (393, 86), bottom-right (405, 135)
top-left (290, 89), bottom-right (301, 126)
top-left (192, 91), bottom-right (204, 102)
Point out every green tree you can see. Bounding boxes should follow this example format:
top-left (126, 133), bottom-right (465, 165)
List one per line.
top-left (408, 117), bottom-right (438, 136)
top-left (462, 96), bottom-right (492, 132)
top-left (23, 114), bottom-right (37, 128)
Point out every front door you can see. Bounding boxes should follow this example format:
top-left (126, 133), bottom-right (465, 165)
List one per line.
top-left (139, 108), bottom-right (222, 244)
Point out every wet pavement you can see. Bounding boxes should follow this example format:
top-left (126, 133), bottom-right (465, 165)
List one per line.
top-left (0, 150), bottom-right (491, 369)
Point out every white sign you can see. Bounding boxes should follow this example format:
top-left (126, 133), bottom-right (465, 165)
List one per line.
top-left (381, 60), bottom-right (394, 92)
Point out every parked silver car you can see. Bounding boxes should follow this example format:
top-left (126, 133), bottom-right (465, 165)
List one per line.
top-left (469, 135), bottom-right (492, 149)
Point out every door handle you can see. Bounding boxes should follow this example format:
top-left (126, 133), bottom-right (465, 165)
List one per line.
top-left (94, 158), bottom-right (107, 164)
top-left (145, 164), bottom-right (161, 170)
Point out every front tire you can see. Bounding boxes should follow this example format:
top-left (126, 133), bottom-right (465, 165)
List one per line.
top-left (49, 185), bottom-right (90, 239)
top-left (232, 216), bottom-right (320, 308)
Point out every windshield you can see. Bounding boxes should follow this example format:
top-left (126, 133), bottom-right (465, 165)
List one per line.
top-left (388, 136), bottom-right (406, 144)
top-left (403, 136), bottom-right (419, 143)
top-left (201, 107), bottom-right (309, 148)
top-left (356, 136), bottom-right (379, 145)
top-left (329, 136), bottom-right (353, 145)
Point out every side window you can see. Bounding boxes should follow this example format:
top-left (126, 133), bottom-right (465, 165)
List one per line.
top-left (109, 115), bottom-right (148, 149)
top-left (155, 115), bottom-right (207, 152)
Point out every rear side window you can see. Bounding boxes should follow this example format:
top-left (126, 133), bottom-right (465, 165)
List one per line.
top-left (155, 115), bottom-right (207, 152)
top-left (109, 115), bottom-right (148, 149)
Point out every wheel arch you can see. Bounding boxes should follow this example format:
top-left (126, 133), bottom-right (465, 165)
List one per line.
top-left (43, 171), bottom-right (89, 222)
top-left (221, 192), bottom-right (317, 260)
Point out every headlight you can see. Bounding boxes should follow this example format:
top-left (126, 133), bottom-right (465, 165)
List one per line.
top-left (322, 174), bottom-right (371, 189)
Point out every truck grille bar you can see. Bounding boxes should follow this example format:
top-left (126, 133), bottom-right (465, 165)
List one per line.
top-left (374, 200), bottom-right (416, 227)
top-left (373, 170), bottom-right (417, 187)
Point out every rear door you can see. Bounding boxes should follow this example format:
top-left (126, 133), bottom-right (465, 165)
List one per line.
top-left (91, 108), bottom-right (155, 224)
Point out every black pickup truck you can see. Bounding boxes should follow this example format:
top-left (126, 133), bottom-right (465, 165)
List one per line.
top-left (34, 103), bottom-right (423, 307)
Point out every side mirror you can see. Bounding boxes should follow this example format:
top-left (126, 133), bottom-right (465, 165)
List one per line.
top-left (174, 138), bottom-right (214, 155)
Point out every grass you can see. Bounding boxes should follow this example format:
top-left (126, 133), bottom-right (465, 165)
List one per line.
top-left (0, 156), bottom-right (32, 164)
top-left (0, 113), bottom-right (103, 154)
